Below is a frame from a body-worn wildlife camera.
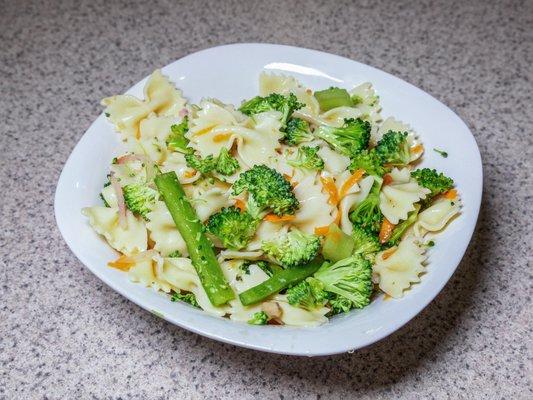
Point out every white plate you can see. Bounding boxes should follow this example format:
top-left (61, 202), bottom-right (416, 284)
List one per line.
top-left (55, 43), bottom-right (482, 356)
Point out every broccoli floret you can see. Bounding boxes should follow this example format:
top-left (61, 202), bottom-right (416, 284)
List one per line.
top-left (247, 311), bottom-right (269, 325)
top-left (285, 118), bottom-right (313, 145)
top-left (375, 130), bottom-right (410, 166)
top-left (327, 293), bottom-right (354, 315)
top-left (240, 260), bottom-right (281, 277)
top-left (167, 117), bottom-right (193, 154)
top-left (286, 277), bottom-right (328, 310)
top-left (215, 148), bottom-right (240, 175)
top-left (349, 177), bottom-right (383, 233)
top-left (261, 229), bottom-right (321, 268)
top-left (349, 149), bottom-right (386, 177)
top-left (387, 204), bottom-right (421, 246)
top-left (313, 255), bottom-right (373, 310)
top-left (411, 168), bottom-right (454, 199)
top-left (122, 184), bottom-right (158, 219)
top-left (352, 226), bottom-right (381, 257)
top-left (313, 118), bottom-right (371, 156)
top-left (185, 148), bottom-right (240, 176)
top-left (287, 146), bottom-right (324, 171)
top-left (232, 165), bottom-right (299, 219)
top-left (205, 206), bottom-right (258, 250)
top-left (167, 250), bottom-right (182, 258)
top-left (171, 291), bottom-right (199, 308)
top-left (239, 93), bottom-right (303, 129)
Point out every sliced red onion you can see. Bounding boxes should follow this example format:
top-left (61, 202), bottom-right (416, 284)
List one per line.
top-left (179, 108), bottom-right (189, 117)
top-left (110, 173), bottom-right (127, 229)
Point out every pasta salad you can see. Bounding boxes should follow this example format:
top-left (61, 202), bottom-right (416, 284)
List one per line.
top-left (82, 70), bottom-right (461, 327)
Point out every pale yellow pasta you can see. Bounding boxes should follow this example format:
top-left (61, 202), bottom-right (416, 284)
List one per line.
top-left (373, 236), bottom-right (427, 298)
top-left (160, 152), bottom-right (201, 184)
top-left (146, 201), bottom-right (187, 257)
top-left (246, 220), bottom-right (289, 251)
top-left (292, 174), bottom-right (336, 233)
top-left (413, 197), bottom-right (462, 237)
top-left (82, 206), bottom-right (147, 255)
top-left (318, 144), bottom-right (350, 175)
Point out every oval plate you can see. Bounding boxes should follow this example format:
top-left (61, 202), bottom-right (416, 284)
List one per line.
top-left (55, 43), bottom-right (482, 356)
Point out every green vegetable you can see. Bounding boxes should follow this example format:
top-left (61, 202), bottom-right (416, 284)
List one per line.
top-left (154, 172), bottom-right (234, 306)
top-left (349, 149), bottom-right (386, 177)
top-left (100, 193), bottom-right (110, 207)
top-left (232, 165), bottom-right (299, 219)
top-left (287, 146), bottom-right (324, 171)
top-left (321, 224), bottom-right (354, 262)
top-left (313, 118), bottom-right (371, 156)
top-left (122, 184), bottom-right (158, 219)
top-left (433, 148), bottom-right (448, 158)
top-left (314, 87), bottom-right (353, 112)
top-left (248, 311), bottom-right (269, 325)
top-left (411, 168), bottom-right (454, 200)
top-left (239, 93), bottom-right (303, 129)
top-left (375, 130), bottom-right (410, 166)
top-left (261, 229), bottom-right (321, 268)
top-left (185, 148), bottom-right (240, 176)
top-left (286, 278), bottom-right (328, 310)
top-left (205, 206), bottom-right (258, 250)
top-left (328, 294), bottom-right (354, 315)
top-left (167, 250), bottom-right (182, 258)
top-left (285, 118), bottom-right (313, 145)
top-left (240, 260), bottom-right (282, 277)
top-left (349, 176), bottom-right (383, 233)
top-left (351, 226), bottom-right (381, 257)
top-left (387, 204), bottom-right (421, 246)
top-left (314, 255), bottom-right (373, 310)
top-left (239, 257), bottom-right (324, 306)
top-left (171, 291), bottom-right (199, 308)
top-left (167, 117), bottom-right (193, 154)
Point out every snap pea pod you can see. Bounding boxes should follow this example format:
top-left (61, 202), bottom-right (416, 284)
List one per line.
top-left (239, 257), bottom-right (324, 306)
top-left (154, 172), bottom-right (234, 306)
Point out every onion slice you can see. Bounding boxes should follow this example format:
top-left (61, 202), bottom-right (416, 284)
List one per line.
top-left (110, 173), bottom-right (127, 229)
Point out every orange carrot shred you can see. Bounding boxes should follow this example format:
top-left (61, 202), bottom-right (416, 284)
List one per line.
top-left (320, 176), bottom-right (339, 205)
top-left (263, 214), bottom-right (295, 222)
top-left (379, 218), bottom-right (396, 244)
top-left (213, 133), bottom-right (232, 143)
top-left (411, 144), bottom-right (424, 154)
top-left (234, 199), bottom-right (246, 211)
top-left (382, 174), bottom-right (393, 186)
top-left (314, 226), bottom-right (330, 236)
top-left (382, 247), bottom-right (397, 260)
top-left (340, 169), bottom-right (365, 198)
top-left (183, 169), bottom-right (197, 178)
top-left (444, 189), bottom-right (458, 200)
top-left (108, 255), bottom-right (135, 271)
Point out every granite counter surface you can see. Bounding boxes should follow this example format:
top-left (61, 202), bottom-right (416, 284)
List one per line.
top-left (1, 0), bottom-right (531, 398)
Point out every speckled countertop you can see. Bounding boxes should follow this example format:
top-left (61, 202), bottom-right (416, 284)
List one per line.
top-left (1, 0), bottom-right (531, 398)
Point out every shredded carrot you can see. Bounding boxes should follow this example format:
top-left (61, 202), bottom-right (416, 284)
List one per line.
top-left (379, 218), bottom-right (396, 244)
top-left (411, 144), bottom-right (424, 154)
top-left (320, 176), bottom-right (339, 205)
top-left (382, 174), bottom-right (393, 186)
top-left (444, 189), bottom-right (458, 200)
top-left (193, 125), bottom-right (215, 136)
top-left (183, 169), bottom-right (197, 178)
top-left (334, 205), bottom-right (342, 226)
top-left (213, 133), bottom-right (232, 143)
top-left (383, 294), bottom-right (392, 301)
top-left (263, 214), bottom-right (295, 222)
top-left (339, 169), bottom-right (365, 198)
top-left (234, 199), bottom-right (246, 211)
top-left (108, 255), bottom-right (136, 271)
top-left (314, 225), bottom-right (330, 236)
top-left (382, 247), bottom-right (397, 260)
top-left (283, 173), bottom-right (292, 181)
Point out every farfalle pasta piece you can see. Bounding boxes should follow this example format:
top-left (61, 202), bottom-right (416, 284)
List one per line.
top-left (246, 220), bottom-right (289, 251)
top-left (145, 201), bottom-right (187, 257)
top-left (102, 70), bottom-right (187, 139)
top-left (413, 196), bottom-right (462, 237)
top-left (318, 144), bottom-right (350, 175)
top-left (292, 174), bottom-right (336, 233)
top-left (160, 152), bottom-right (201, 184)
top-left (373, 236), bottom-right (427, 298)
top-left (376, 117), bottom-right (422, 162)
top-left (350, 82), bottom-right (382, 126)
top-left (82, 206), bottom-right (147, 255)
top-left (379, 168), bottom-right (431, 224)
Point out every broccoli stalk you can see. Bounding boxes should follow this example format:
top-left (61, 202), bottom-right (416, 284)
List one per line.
top-left (205, 206), bottom-right (258, 250)
top-left (261, 229), bottom-right (321, 268)
top-left (166, 117), bottom-right (193, 154)
top-left (287, 146), bottom-right (325, 171)
top-left (238, 93), bottom-right (303, 129)
top-left (154, 172), bottom-right (234, 306)
top-left (313, 255), bottom-right (373, 311)
top-left (239, 257), bottom-right (324, 306)
top-left (232, 165), bottom-right (299, 219)
top-left (375, 130), bottom-right (410, 166)
top-left (313, 118), bottom-right (371, 156)
top-left (285, 118), bottom-right (313, 145)
top-left (314, 87), bottom-right (353, 112)
top-left (411, 168), bottom-right (454, 200)
top-left (185, 148), bottom-right (239, 176)
top-left (286, 277), bottom-right (328, 310)
top-left (349, 149), bottom-right (386, 177)
top-left (248, 311), bottom-right (269, 325)
top-left (122, 184), bottom-right (159, 219)
top-left (387, 204), bottom-right (421, 246)
top-left (350, 176), bottom-right (383, 233)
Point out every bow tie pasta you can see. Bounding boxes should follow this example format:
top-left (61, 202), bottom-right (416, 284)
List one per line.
top-left (84, 70), bottom-right (461, 326)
